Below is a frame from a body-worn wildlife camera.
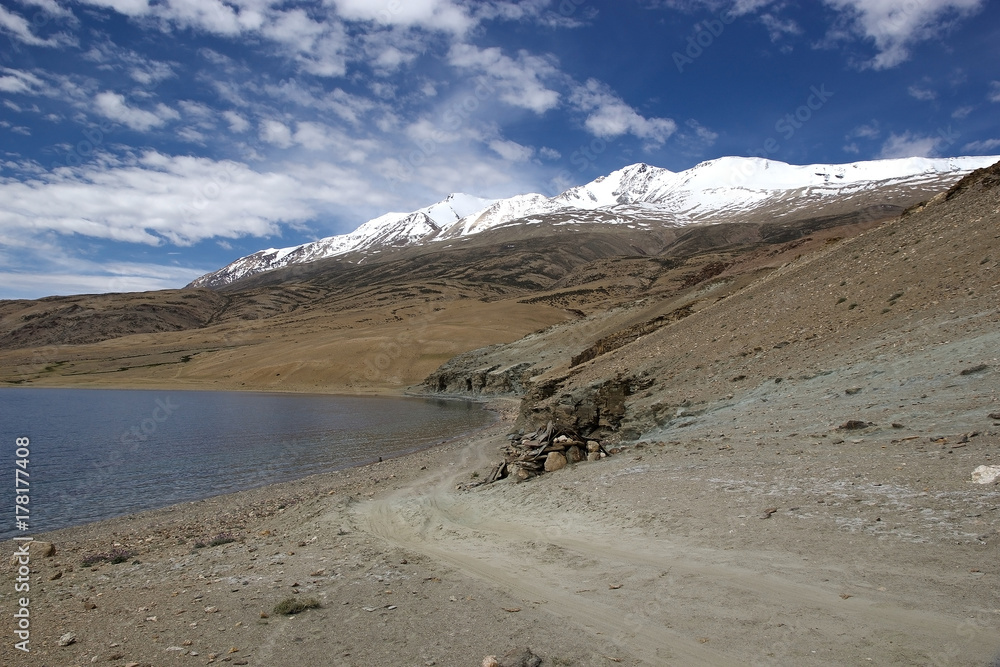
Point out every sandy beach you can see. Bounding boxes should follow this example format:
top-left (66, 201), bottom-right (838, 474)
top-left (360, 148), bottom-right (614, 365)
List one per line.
top-left (3, 394), bottom-right (998, 666)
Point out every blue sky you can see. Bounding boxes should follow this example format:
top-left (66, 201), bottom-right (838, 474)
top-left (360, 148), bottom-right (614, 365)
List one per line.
top-left (1, 0), bottom-right (998, 299)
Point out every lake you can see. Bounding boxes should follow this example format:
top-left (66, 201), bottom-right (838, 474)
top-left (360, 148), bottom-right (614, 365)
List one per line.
top-left (0, 387), bottom-right (491, 539)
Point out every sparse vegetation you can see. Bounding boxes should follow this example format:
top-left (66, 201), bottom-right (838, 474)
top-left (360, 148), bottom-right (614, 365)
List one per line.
top-left (274, 597), bottom-right (320, 615)
top-left (194, 532), bottom-right (238, 549)
top-left (81, 548), bottom-right (132, 567)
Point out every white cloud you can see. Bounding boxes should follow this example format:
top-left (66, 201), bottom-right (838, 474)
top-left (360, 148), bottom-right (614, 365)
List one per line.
top-left (951, 105), bottom-right (974, 119)
top-left (488, 138), bottom-right (534, 163)
top-left (259, 119), bottom-right (293, 148)
top-left (15, 0), bottom-right (75, 19)
top-left (448, 43), bottom-right (560, 114)
top-left (93, 91), bottom-right (180, 131)
top-left (877, 131), bottom-right (941, 158)
top-left (0, 4), bottom-right (74, 47)
top-left (907, 84), bottom-right (936, 101)
top-left (331, 0), bottom-right (474, 34)
top-left (989, 81), bottom-right (1000, 103)
top-left (961, 138), bottom-right (1000, 153)
top-left (822, 0), bottom-right (986, 69)
top-left (759, 12), bottom-right (802, 41)
top-left (846, 121), bottom-right (881, 140)
top-left (539, 146), bottom-right (561, 160)
top-left (260, 81), bottom-right (376, 124)
top-left (222, 110), bottom-right (250, 133)
top-left (291, 121), bottom-right (377, 162)
top-left (569, 79), bottom-right (677, 147)
top-left (0, 264), bottom-right (207, 300)
top-left (0, 151), bottom-right (345, 247)
top-left (75, 0), bottom-right (152, 17)
top-left (0, 67), bottom-right (45, 94)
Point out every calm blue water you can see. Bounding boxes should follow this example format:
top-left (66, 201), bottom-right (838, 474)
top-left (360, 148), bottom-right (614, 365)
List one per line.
top-left (0, 388), bottom-right (491, 539)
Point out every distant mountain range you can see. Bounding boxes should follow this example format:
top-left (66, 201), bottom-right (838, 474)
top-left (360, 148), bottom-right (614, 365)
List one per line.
top-left (189, 155), bottom-right (999, 288)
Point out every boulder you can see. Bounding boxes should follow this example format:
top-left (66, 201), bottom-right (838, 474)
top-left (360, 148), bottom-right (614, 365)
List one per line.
top-left (972, 465), bottom-right (1000, 485)
top-left (543, 452), bottom-right (567, 472)
top-left (566, 446), bottom-right (584, 463)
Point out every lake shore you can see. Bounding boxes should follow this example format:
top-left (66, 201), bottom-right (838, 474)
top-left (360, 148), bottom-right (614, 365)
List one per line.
top-left (3, 394), bottom-right (999, 666)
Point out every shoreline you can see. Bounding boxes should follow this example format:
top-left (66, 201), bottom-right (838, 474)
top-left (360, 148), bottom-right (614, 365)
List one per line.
top-left (3, 391), bottom-right (998, 665)
top-left (2, 389), bottom-right (510, 544)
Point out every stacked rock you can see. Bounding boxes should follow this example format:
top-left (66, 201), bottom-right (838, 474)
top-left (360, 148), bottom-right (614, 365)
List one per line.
top-left (480, 421), bottom-right (610, 485)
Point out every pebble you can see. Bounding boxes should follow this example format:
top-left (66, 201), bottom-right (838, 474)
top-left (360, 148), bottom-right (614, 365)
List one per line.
top-left (58, 632), bottom-right (77, 646)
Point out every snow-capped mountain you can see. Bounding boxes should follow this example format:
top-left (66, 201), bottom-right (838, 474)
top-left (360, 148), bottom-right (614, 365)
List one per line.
top-left (189, 156), bottom-right (998, 288)
top-left (191, 193), bottom-right (495, 286)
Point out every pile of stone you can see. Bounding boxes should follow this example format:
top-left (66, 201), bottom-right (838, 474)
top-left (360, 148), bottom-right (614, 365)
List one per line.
top-left (482, 421), bottom-right (610, 484)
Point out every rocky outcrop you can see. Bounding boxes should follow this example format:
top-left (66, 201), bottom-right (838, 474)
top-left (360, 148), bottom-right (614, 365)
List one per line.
top-left (423, 345), bottom-right (545, 396)
top-left (521, 374), bottom-right (651, 439)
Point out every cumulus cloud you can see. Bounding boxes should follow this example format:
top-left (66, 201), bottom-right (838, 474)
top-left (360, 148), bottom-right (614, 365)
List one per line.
top-left (0, 67), bottom-right (46, 95)
top-left (222, 110), bottom-right (250, 133)
top-left (488, 138), bottom-right (534, 162)
top-left (877, 131), bottom-right (941, 158)
top-left (448, 43), bottom-right (561, 114)
top-left (989, 81), bottom-right (1000, 103)
top-left (569, 79), bottom-right (677, 148)
top-left (822, 0), bottom-right (986, 69)
top-left (0, 151), bottom-right (342, 246)
top-left (259, 119), bottom-right (293, 148)
top-left (907, 84), bottom-right (936, 101)
top-left (330, 0), bottom-right (474, 34)
top-left (961, 138), bottom-right (1000, 153)
top-left (93, 91), bottom-right (180, 131)
top-left (0, 3), bottom-right (75, 47)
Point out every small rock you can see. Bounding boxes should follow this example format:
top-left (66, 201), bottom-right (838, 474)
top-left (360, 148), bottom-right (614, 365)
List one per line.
top-left (8, 541), bottom-right (55, 566)
top-left (838, 420), bottom-right (870, 430)
top-left (845, 387), bottom-right (862, 395)
top-left (482, 658), bottom-right (500, 667)
top-left (566, 446), bottom-right (584, 464)
top-left (586, 441), bottom-right (601, 452)
top-left (586, 452), bottom-right (600, 462)
top-left (972, 465), bottom-right (1000, 485)
top-left (204, 606), bottom-right (219, 613)
top-left (500, 647), bottom-right (542, 667)
top-left (959, 364), bottom-right (990, 376)
top-left (58, 632), bottom-right (76, 647)
top-left (49, 570), bottom-right (64, 581)
top-left (543, 451), bottom-right (567, 472)
top-left (988, 412), bottom-right (1000, 420)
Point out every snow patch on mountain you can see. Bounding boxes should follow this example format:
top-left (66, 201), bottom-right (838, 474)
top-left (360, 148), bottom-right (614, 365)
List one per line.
top-left (189, 155), bottom-right (999, 288)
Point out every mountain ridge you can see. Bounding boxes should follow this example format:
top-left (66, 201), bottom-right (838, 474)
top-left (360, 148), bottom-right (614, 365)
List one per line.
top-left (189, 155), bottom-right (998, 288)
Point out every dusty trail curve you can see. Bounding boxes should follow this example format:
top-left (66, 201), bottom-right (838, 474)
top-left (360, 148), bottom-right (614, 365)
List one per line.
top-left (351, 423), bottom-right (999, 665)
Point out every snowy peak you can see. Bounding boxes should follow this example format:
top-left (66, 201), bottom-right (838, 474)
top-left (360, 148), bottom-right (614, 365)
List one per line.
top-left (421, 193), bottom-right (497, 228)
top-left (553, 162), bottom-right (677, 209)
top-left (442, 193), bottom-right (551, 237)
